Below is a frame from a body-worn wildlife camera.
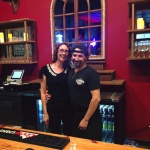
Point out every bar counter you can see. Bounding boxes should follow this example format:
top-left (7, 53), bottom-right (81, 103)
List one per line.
top-left (0, 126), bottom-right (146, 150)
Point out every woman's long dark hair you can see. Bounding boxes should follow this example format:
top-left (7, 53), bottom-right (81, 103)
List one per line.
top-left (52, 43), bottom-right (71, 68)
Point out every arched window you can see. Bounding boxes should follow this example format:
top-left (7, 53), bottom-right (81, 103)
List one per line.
top-left (50, 0), bottom-right (105, 60)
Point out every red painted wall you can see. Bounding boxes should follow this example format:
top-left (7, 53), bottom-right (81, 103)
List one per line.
top-left (105, 0), bottom-right (150, 141)
top-left (0, 0), bottom-right (150, 142)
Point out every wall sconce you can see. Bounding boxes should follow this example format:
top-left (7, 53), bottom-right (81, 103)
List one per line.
top-left (3, 0), bottom-right (20, 14)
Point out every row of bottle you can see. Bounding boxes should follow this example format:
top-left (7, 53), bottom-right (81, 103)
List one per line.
top-left (100, 105), bottom-right (115, 143)
top-left (100, 105), bottom-right (114, 131)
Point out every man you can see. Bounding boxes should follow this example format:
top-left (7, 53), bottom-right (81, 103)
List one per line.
top-left (68, 44), bottom-right (102, 141)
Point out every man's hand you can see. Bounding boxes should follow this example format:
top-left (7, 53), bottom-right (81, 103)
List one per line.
top-left (78, 119), bottom-right (89, 130)
top-left (46, 90), bottom-right (51, 100)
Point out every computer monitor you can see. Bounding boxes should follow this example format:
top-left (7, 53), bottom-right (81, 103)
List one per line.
top-left (11, 70), bottom-right (24, 84)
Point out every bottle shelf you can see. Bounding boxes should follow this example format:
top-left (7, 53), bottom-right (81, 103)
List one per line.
top-left (0, 18), bottom-right (37, 64)
top-left (128, 0), bottom-right (150, 61)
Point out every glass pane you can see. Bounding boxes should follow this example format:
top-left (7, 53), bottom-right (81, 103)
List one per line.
top-left (69, 43), bottom-right (75, 48)
top-left (54, 0), bottom-right (64, 15)
top-left (66, 30), bottom-right (75, 42)
top-left (78, 0), bottom-right (88, 12)
top-left (78, 29), bottom-right (88, 41)
top-left (65, 0), bottom-right (74, 13)
top-left (78, 13), bottom-right (88, 27)
top-left (90, 27), bottom-right (101, 41)
top-left (89, 0), bottom-right (101, 10)
top-left (137, 10), bottom-right (150, 28)
top-left (65, 15), bottom-right (74, 28)
top-left (55, 31), bottom-right (64, 43)
top-left (90, 11), bottom-right (101, 26)
top-left (90, 41), bottom-right (101, 55)
top-left (55, 16), bottom-right (63, 29)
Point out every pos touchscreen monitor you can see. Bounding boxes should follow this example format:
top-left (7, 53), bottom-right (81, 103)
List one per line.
top-left (11, 70), bottom-right (24, 83)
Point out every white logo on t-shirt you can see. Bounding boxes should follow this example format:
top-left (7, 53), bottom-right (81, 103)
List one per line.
top-left (76, 78), bottom-right (84, 85)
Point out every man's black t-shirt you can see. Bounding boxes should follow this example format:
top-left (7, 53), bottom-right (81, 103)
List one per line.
top-left (68, 65), bottom-right (100, 112)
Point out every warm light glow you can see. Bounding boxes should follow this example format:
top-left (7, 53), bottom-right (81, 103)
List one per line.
top-left (0, 32), bottom-right (4, 43)
top-left (23, 33), bottom-right (28, 41)
top-left (8, 33), bottom-right (12, 42)
top-left (137, 18), bottom-right (145, 29)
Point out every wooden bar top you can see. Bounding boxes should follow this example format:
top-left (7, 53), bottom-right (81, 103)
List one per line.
top-left (0, 126), bottom-right (146, 150)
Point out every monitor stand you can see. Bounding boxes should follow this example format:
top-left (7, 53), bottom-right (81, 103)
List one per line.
top-left (9, 79), bottom-right (22, 85)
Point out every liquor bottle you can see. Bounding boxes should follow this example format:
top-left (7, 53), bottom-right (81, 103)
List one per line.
top-left (102, 105), bottom-right (108, 131)
top-left (107, 105), bottom-right (114, 131)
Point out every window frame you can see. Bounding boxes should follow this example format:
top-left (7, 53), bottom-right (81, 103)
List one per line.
top-left (50, 0), bottom-right (105, 60)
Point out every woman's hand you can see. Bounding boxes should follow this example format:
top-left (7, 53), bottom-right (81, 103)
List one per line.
top-left (43, 114), bottom-right (49, 126)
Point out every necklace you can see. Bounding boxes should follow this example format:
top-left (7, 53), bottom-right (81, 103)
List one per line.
top-left (51, 63), bottom-right (64, 74)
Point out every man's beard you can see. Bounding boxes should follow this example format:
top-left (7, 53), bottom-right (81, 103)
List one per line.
top-left (72, 60), bottom-right (85, 68)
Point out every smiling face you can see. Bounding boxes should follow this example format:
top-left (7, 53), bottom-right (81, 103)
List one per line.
top-left (53, 43), bottom-right (71, 64)
top-left (57, 44), bottom-right (70, 62)
top-left (71, 48), bottom-right (87, 69)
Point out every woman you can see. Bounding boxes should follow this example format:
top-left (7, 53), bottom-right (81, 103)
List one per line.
top-left (39, 43), bottom-right (72, 135)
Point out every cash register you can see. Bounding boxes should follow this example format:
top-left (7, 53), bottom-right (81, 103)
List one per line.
top-left (9, 70), bottom-right (24, 85)
top-left (3, 70), bottom-right (29, 91)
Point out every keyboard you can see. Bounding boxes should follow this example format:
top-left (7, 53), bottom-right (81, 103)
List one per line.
top-left (0, 128), bottom-right (70, 149)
